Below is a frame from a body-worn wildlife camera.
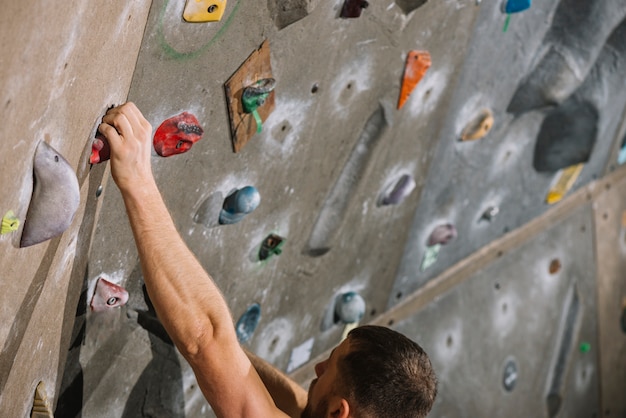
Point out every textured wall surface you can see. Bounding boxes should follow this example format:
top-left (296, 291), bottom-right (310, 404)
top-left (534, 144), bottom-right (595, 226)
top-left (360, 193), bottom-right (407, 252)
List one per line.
top-left (0, 0), bottom-right (624, 417)
top-left (0, 1), bottom-right (151, 417)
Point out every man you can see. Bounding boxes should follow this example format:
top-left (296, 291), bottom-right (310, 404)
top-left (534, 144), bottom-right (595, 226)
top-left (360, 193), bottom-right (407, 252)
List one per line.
top-left (99, 103), bottom-right (437, 418)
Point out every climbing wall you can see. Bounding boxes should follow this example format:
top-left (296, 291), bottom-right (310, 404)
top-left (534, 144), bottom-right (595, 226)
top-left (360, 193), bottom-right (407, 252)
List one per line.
top-left (0, 1), bottom-right (152, 417)
top-left (1, 0), bottom-right (625, 417)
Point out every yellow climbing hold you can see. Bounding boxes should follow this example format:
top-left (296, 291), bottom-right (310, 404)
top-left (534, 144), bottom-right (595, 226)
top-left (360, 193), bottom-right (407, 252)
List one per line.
top-left (460, 109), bottom-right (494, 141)
top-left (1, 210), bottom-right (19, 234)
top-left (183, 0), bottom-right (227, 22)
top-left (546, 163), bottom-right (584, 205)
top-left (31, 381), bottom-right (53, 418)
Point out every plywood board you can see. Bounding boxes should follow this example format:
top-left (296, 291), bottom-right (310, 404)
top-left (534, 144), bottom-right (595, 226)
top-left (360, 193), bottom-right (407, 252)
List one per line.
top-left (224, 40), bottom-right (275, 153)
top-left (592, 175), bottom-right (626, 417)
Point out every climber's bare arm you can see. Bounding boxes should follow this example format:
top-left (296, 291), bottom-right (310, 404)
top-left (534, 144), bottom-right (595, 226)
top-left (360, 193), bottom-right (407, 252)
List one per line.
top-left (99, 103), bottom-right (289, 418)
top-left (245, 348), bottom-right (308, 417)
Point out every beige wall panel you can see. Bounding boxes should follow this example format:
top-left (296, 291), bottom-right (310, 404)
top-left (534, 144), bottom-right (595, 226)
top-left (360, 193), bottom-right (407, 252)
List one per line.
top-left (0, 1), bottom-right (151, 416)
top-left (593, 175), bottom-right (626, 417)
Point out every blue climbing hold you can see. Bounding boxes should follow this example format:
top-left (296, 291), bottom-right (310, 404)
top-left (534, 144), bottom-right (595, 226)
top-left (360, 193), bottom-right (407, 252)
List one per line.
top-left (219, 186), bottom-right (261, 225)
top-left (501, 0), bottom-right (531, 14)
top-left (236, 303), bottom-right (261, 343)
top-left (334, 292), bottom-right (366, 324)
top-left (618, 137), bottom-right (626, 165)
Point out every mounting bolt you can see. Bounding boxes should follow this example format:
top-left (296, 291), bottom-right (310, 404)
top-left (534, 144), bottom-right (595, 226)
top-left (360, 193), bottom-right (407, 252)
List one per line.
top-left (502, 358), bottom-right (518, 392)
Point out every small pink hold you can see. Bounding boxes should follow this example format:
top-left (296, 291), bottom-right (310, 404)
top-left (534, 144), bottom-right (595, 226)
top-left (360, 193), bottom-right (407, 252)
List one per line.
top-left (90, 277), bottom-right (129, 312)
top-left (427, 223), bottom-right (457, 246)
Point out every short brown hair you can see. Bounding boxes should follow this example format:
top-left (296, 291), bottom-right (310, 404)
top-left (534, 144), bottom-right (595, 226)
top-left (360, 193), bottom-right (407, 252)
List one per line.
top-left (338, 325), bottom-right (437, 418)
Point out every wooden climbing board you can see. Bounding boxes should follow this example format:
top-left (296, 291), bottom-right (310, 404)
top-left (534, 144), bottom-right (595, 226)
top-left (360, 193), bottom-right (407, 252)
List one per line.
top-left (224, 40), bottom-right (275, 153)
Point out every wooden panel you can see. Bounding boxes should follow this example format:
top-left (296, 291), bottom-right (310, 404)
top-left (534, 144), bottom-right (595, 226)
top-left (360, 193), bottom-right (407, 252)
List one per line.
top-left (592, 174), bottom-right (626, 417)
top-left (224, 40), bottom-right (275, 153)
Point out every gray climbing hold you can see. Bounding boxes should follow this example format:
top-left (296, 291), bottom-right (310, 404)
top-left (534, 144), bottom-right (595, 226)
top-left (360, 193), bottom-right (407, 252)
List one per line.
top-left (219, 186), bottom-right (261, 225)
top-left (20, 141), bottom-right (80, 247)
top-left (334, 291), bottom-right (365, 324)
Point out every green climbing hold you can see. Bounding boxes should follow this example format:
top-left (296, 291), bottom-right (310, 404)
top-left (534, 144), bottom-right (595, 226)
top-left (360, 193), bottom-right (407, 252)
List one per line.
top-left (579, 342), bottom-right (591, 353)
top-left (421, 244), bottom-right (441, 271)
top-left (242, 78), bottom-right (276, 133)
top-left (503, 14), bottom-right (511, 32)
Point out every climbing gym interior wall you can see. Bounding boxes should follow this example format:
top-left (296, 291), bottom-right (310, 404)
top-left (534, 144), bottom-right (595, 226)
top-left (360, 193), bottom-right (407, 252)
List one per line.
top-left (1, 0), bottom-right (625, 417)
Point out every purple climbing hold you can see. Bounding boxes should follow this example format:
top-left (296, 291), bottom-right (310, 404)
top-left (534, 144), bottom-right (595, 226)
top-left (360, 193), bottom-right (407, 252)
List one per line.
top-left (378, 174), bottom-right (416, 206)
top-left (427, 223), bottom-right (457, 246)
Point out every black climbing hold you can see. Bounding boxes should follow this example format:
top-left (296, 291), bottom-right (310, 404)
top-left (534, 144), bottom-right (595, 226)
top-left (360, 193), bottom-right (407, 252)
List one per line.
top-left (259, 234), bottom-right (285, 261)
top-left (480, 206), bottom-right (499, 222)
top-left (533, 99), bottom-right (598, 173)
top-left (341, 0), bottom-right (369, 18)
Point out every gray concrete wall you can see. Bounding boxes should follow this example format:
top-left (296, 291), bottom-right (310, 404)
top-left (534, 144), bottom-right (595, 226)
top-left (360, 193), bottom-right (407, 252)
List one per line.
top-left (0, 0), bottom-right (625, 417)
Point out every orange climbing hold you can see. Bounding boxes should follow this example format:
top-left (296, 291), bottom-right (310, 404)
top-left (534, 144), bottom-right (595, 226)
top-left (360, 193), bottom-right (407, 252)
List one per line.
top-left (397, 50), bottom-right (431, 110)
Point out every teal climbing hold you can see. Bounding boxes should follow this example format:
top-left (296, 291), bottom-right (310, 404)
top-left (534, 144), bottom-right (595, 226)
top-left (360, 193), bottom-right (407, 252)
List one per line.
top-left (334, 291), bottom-right (365, 324)
top-left (501, 0), bottom-right (531, 14)
top-left (618, 137), bottom-right (626, 165)
top-left (501, 0), bottom-right (531, 32)
top-left (219, 186), bottom-right (261, 225)
top-left (236, 303), bottom-right (261, 343)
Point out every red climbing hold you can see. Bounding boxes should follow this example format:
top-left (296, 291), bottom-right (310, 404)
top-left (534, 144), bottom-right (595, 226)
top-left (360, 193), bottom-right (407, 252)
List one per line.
top-left (397, 50), bottom-right (431, 110)
top-left (89, 133), bottom-right (111, 164)
top-left (153, 112), bottom-right (204, 157)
